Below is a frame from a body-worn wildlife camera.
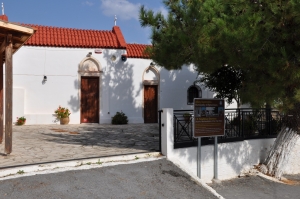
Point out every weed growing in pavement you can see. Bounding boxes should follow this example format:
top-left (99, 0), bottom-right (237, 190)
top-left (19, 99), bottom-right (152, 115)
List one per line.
top-left (17, 170), bottom-right (25, 174)
top-left (96, 159), bottom-right (103, 165)
top-left (135, 156), bottom-right (139, 160)
top-left (86, 162), bottom-right (91, 165)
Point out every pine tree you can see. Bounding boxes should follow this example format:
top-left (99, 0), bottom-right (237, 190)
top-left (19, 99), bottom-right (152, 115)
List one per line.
top-left (140, 0), bottom-right (300, 179)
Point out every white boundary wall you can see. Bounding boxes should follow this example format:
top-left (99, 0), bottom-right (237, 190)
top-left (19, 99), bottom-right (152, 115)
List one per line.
top-left (161, 108), bottom-right (300, 183)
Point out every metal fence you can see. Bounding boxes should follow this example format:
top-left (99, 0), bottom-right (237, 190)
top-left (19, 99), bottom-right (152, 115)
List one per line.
top-left (172, 108), bottom-right (282, 149)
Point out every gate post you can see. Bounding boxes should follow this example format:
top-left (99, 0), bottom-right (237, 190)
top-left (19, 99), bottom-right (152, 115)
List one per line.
top-left (161, 108), bottom-right (174, 157)
top-left (158, 110), bottom-right (163, 152)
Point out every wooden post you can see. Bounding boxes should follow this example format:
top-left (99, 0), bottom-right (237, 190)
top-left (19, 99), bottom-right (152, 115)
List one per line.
top-left (0, 51), bottom-right (3, 144)
top-left (5, 34), bottom-right (12, 154)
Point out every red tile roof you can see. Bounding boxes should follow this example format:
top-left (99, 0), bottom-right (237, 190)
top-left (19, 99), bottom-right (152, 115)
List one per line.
top-left (23, 24), bottom-right (127, 49)
top-left (127, 44), bottom-right (150, 58)
top-left (0, 14), bottom-right (8, 21)
top-left (22, 23), bottom-right (151, 59)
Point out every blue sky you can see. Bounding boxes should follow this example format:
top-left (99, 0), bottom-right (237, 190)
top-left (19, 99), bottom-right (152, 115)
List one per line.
top-left (2, 0), bottom-right (167, 44)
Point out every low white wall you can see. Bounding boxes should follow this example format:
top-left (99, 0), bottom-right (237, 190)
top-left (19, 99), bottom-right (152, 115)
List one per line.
top-left (161, 108), bottom-right (300, 183)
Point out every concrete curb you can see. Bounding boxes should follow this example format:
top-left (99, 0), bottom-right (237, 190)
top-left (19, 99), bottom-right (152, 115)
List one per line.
top-left (0, 152), bottom-right (163, 181)
top-left (167, 158), bottom-right (226, 199)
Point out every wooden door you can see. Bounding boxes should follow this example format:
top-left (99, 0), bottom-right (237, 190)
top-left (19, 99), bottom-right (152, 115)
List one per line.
top-left (81, 77), bottom-right (99, 123)
top-left (144, 85), bottom-right (158, 123)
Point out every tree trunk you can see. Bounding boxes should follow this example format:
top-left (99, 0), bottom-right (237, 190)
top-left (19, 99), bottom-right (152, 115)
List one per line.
top-left (259, 127), bottom-right (299, 179)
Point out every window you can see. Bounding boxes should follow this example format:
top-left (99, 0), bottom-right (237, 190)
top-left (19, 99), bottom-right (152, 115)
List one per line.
top-left (187, 85), bottom-right (202, 104)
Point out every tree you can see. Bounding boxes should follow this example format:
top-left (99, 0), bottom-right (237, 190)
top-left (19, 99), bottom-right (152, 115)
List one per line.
top-left (199, 66), bottom-right (244, 108)
top-left (140, 0), bottom-right (300, 179)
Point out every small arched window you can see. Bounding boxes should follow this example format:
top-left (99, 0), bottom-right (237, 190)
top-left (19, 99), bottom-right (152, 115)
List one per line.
top-left (187, 85), bottom-right (202, 104)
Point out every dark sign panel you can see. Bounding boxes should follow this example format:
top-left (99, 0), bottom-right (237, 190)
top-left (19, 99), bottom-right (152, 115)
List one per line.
top-left (193, 99), bottom-right (225, 137)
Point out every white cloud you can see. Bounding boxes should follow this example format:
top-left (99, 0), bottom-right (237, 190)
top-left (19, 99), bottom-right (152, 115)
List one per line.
top-left (100, 0), bottom-right (141, 20)
top-left (82, 1), bottom-right (94, 6)
top-left (158, 6), bottom-right (168, 19)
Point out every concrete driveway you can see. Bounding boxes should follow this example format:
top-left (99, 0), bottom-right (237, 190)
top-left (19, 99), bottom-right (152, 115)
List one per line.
top-left (0, 124), bottom-right (159, 168)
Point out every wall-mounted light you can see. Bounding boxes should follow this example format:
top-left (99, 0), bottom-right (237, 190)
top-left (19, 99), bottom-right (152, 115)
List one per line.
top-left (87, 52), bottom-right (92, 57)
top-left (150, 62), bottom-right (156, 67)
top-left (121, 54), bottom-right (127, 62)
top-left (42, 75), bottom-right (47, 85)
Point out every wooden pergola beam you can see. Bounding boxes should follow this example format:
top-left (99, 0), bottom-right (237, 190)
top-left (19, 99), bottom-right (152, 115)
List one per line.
top-left (5, 34), bottom-right (12, 154)
top-left (0, 39), bottom-right (5, 54)
top-left (0, 20), bottom-right (35, 154)
top-left (0, 50), bottom-right (2, 144)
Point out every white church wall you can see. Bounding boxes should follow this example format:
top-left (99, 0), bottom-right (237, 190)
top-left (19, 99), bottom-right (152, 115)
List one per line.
top-left (12, 46), bottom-right (210, 124)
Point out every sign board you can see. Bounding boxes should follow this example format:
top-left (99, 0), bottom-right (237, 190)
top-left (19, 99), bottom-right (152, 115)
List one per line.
top-left (193, 98), bottom-right (225, 137)
top-left (94, 49), bottom-right (103, 54)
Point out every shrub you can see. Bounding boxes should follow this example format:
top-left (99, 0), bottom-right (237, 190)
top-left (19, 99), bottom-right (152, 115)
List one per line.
top-left (112, 112), bottom-right (128, 125)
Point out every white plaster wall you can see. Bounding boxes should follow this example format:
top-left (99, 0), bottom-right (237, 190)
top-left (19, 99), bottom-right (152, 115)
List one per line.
top-left (11, 46), bottom-right (211, 124)
top-left (12, 46), bottom-right (129, 124)
top-left (167, 139), bottom-right (275, 183)
top-left (161, 108), bottom-right (300, 183)
top-left (159, 65), bottom-right (214, 110)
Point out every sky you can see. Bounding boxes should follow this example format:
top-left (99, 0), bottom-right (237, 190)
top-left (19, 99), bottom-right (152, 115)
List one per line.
top-left (2, 0), bottom-right (168, 44)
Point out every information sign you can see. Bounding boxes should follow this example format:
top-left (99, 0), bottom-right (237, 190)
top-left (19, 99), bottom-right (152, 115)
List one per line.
top-left (193, 98), bottom-right (225, 137)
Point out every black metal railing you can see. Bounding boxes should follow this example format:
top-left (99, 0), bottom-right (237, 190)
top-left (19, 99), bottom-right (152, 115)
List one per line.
top-left (173, 108), bottom-right (282, 149)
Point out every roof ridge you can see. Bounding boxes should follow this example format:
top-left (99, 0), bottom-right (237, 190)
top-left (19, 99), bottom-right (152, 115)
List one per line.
top-left (21, 23), bottom-right (113, 32)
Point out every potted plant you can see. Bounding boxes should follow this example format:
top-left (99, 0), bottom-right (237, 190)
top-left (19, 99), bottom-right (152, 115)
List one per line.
top-left (183, 112), bottom-right (192, 122)
top-left (54, 106), bottom-right (71, 125)
top-left (16, 116), bottom-right (26, 125)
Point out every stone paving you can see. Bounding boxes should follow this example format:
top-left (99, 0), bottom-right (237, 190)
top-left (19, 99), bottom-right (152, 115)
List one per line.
top-left (0, 124), bottom-right (159, 168)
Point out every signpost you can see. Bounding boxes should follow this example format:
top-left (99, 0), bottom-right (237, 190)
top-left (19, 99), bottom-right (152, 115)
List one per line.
top-left (193, 98), bottom-right (225, 180)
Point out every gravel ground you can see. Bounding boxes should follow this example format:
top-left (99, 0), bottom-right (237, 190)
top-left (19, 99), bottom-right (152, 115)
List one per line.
top-left (209, 174), bottom-right (300, 199)
top-left (0, 159), bottom-right (218, 199)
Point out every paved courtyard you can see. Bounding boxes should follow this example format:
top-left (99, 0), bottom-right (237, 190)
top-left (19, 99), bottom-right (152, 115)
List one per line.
top-left (0, 124), bottom-right (159, 168)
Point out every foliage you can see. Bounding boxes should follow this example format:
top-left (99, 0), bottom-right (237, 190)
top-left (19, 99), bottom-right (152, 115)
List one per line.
top-left (183, 112), bottom-right (192, 117)
top-left (54, 106), bottom-right (71, 119)
top-left (111, 112), bottom-right (128, 125)
top-left (17, 170), bottom-right (25, 174)
top-left (139, 0), bottom-right (300, 112)
top-left (200, 66), bottom-right (244, 107)
top-left (16, 116), bottom-right (26, 125)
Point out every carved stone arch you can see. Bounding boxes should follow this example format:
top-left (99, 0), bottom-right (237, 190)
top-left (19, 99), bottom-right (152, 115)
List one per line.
top-left (78, 56), bottom-right (102, 76)
top-left (142, 65), bottom-right (160, 85)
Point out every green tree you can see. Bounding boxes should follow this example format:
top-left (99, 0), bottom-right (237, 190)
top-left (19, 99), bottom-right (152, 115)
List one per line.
top-left (199, 66), bottom-right (244, 108)
top-left (140, 0), bottom-right (300, 179)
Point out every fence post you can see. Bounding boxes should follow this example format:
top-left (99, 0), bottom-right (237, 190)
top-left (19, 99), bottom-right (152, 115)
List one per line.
top-left (158, 110), bottom-right (163, 152)
top-left (242, 111), bottom-right (244, 138)
top-left (266, 106), bottom-right (271, 135)
top-left (238, 108), bottom-right (241, 137)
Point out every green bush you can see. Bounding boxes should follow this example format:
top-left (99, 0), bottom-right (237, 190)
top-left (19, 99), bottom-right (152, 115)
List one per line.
top-left (112, 112), bottom-right (128, 125)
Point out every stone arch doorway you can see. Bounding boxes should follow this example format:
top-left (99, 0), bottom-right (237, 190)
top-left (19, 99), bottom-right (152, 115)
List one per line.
top-left (142, 65), bottom-right (160, 123)
top-left (78, 56), bottom-right (102, 123)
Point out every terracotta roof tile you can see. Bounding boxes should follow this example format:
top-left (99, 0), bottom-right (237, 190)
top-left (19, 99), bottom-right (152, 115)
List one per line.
top-left (23, 24), bottom-right (127, 49)
top-left (127, 44), bottom-right (151, 58)
top-left (112, 26), bottom-right (126, 48)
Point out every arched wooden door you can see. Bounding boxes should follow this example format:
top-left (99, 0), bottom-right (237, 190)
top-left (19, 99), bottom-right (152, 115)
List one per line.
top-left (144, 85), bottom-right (158, 123)
top-left (81, 77), bottom-right (99, 123)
